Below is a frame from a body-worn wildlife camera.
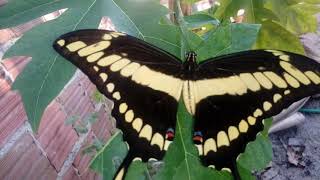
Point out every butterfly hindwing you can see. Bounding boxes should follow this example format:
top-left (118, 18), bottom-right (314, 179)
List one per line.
top-left (53, 29), bottom-right (184, 179)
top-left (191, 50), bottom-right (320, 176)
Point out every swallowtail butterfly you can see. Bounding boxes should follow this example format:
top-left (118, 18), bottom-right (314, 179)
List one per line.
top-left (53, 29), bottom-right (320, 180)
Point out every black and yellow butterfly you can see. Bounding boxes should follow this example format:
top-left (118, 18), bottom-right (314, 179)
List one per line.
top-left (53, 29), bottom-right (320, 180)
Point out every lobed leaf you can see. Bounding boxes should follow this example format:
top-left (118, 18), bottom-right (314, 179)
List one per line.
top-left (3, 0), bottom-right (191, 131)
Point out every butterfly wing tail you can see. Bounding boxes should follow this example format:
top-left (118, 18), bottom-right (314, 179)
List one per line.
top-left (114, 151), bottom-right (134, 180)
top-left (231, 159), bottom-right (241, 180)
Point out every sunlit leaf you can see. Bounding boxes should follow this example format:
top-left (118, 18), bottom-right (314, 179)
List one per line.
top-left (196, 23), bottom-right (261, 61)
top-left (265, 0), bottom-right (320, 34)
top-left (254, 20), bottom-right (305, 54)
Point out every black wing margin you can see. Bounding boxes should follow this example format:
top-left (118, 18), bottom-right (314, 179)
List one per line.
top-left (192, 50), bottom-right (320, 178)
top-left (53, 29), bottom-right (183, 180)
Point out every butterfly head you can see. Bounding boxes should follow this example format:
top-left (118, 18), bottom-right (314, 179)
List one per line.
top-left (186, 51), bottom-right (197, 63)
top-left (183, 51), bottom-right (198, 77)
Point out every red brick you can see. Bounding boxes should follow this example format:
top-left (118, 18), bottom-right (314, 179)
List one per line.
top-left (56, 72), bottom-right (96, 120)
top-left (0, 134), bottom-right (33, 176)
top-left (0, 100), bottom-right (26, 146)
top-left (0, 91), bottom-right (20, 120)
top-left (0, 79), bottom-right (10, 97)
top-left (37, 101), bottom-right (78, 171)
top-left (0, 133), bottom-right (57, 180)
top-left (0, 29), bottom-right (15, 43)
top-left (57, 78), bottom-right (82, 105)
top-left (91, 107), bottom-right (112, 143)
top-left (80, 73), bottom-right (93, 90)
top-left (62, 166), bottom-right (81, 180)
top-left (65, 164), bottom-right (101, 180)
top-left (79, 169), bottom-right (102, 180)
top-left (62, 85), bottom-right (89, 115)
top-left (24, 156), bottom-right (57, 180)
top-left (78, 73), bottom-right (97, 98)
top-left (84, 83), bottom-right (97, 98)
top-left (2, 56), bottom-right (31, 80)
top-left (0, 91), bottom-right (27, 146)
top-left (73, 131), bottom-right (96, 173)
top-left (78, 97), bottom-right (95, 119)
top-left (69, 131), bottom-right (102, 180)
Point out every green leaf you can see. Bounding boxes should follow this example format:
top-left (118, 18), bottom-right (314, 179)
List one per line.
top-left (213, 0), bottom-right (232, 21)
top-left (184, 13), bottom-right (220, 27)
top-left (0, 0), bottom-right (65, 28)
top-left (82, 145), bottom-right (97, 155)
top-left (265, 0), bottom-right (320, 34)
top-left (213, 0), bottom-right (278, 23)
top-left (184, 14), bottom-right (220, 36)
top-left (90, 131), bottom-right (128, 180)
top-left (155, 100), bottom-right (232, 180)
top-left (86, 112), bottom-right (99, 124)
top-left (74, 125), bottom-right (88, 134)
top-left (126, 161), bottom-right (151, 180)
top-left (254, 20), bottom-right (305, 54)
top-left (102, 0), bottom-right (184, 58)
top-left (91, 90), bottom-right (105, 103)
top-left (93, 138), bottom-right (104, 150)
top-left (196, 23), bottom-right (261, 62)
top-left (4, 14), bottom-right (77, 131)
top-left (237, 118), bottom-right (273, 179)
top-left (211, 0), bottom-right (311, 56)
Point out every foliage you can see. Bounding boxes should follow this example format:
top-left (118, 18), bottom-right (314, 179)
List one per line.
top-left (90, 131), bottom-right (128, 180)
top-left (0, 0), bottom-right (317, 179)
top-left (65, 112), bottom-right (98, 134)
top-left (92, 90), bottom-right (106, 104)
top-left (209, 0), bottom-right (319, 53)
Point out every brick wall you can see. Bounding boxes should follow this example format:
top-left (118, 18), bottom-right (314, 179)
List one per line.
top-left (0, 55), bottom-right (114, 180)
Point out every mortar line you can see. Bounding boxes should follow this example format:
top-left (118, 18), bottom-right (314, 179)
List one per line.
top-left (25, 122), bottom-right (49, 158)
top-left (56, 122), bottom-right (92, 180)
top-left (0, 62), bottom-right (14, 84)
top-left (0, 121), bottom-right (29, 158)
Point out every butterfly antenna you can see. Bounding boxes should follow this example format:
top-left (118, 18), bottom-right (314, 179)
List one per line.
top-left (231, 160), bottom-right (242, 180)
top-left (113, 151), bottom-right (134, 180)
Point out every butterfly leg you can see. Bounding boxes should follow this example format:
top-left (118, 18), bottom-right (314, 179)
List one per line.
top-left (231, 159), bottom-right (241, 180)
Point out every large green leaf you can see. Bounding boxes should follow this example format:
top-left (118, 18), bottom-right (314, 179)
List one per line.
top-left (155, 100), bottom-right (232, 180)
top-left (196, 23), bottom-right (261, 62)
top-left (211, 0), bottom-right (315, 56)
top-left (237, 118), bottom-right (273, 179)
top-left (2, 0), bottom-right (192, 131)
top-left (254, 20), bottom-right (305, 54)
top-left (183, 14), bottom-right (220, 36)
top-left (213, 0), bottom-right (278, 23)
top-left (0, 0), bottom-right (64, 28)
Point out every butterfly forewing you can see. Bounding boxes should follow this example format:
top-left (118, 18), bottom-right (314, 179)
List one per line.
top-left (191, 50), bottom-right (320, 174)
top-left (53, 29), bottom-right (183, 179)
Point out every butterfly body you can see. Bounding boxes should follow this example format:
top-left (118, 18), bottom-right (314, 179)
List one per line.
top-left (181, 52), bottom-right (198, 79)
top-left (53, 29), bottom-right (320, 180)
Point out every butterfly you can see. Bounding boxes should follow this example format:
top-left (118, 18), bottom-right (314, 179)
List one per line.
top-left (53, 29), bottom-right (320, 180)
